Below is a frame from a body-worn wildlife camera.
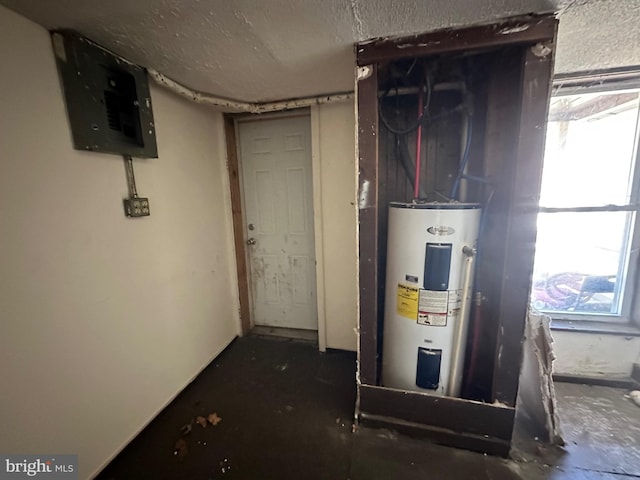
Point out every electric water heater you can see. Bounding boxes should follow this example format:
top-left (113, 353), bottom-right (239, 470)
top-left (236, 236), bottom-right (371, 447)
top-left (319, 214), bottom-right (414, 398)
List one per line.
top-left (382, 202), bottom-right (481, 397)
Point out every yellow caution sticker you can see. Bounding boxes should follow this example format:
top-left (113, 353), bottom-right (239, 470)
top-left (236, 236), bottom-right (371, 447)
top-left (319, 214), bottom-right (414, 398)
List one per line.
top-left (397, 283), bottom-right (419, 320)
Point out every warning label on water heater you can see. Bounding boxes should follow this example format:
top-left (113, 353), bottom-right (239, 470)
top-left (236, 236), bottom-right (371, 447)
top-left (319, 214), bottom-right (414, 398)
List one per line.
top-left (397, 283), bottom-right (419, 319)
top-left (417, 289), bottom-right (462, 326)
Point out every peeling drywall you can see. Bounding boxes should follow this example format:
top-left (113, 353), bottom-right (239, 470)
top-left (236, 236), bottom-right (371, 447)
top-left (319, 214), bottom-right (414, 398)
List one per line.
top-left (515, 311), bottom-right (563, 445)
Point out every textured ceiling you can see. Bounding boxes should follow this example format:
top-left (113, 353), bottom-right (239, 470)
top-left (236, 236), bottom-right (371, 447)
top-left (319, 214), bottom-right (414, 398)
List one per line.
top-left (1, 0), bottom-right (639, 102)
top-left (554, 0), bottom-right (640, 74)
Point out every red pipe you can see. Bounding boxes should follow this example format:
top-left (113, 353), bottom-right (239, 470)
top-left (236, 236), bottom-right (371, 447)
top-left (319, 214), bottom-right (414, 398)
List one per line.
top-left (414, 85), bottom-right (423, 199)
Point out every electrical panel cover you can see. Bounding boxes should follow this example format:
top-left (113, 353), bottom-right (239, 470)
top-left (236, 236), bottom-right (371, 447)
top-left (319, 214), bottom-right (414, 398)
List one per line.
top-left (51, 30), bottom-right (158, 158)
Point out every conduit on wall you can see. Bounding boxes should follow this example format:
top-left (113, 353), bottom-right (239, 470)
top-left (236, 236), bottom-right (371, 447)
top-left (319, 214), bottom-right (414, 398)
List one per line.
top-left (148, 69), bottom-right (354, 113)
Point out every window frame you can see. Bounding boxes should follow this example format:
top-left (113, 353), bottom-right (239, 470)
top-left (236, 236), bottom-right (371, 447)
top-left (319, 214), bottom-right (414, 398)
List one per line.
top-left (536, 68), bottom-right (640, 325)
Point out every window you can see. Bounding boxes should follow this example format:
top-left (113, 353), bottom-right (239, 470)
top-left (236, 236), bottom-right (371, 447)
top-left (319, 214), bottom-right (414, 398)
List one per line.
top-left (531, 73), bottom-right (640, 323)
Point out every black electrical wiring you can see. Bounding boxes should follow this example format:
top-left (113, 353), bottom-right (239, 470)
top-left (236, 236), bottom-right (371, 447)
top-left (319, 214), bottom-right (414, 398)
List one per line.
top-left (378, 69), bottom-right (432, 135)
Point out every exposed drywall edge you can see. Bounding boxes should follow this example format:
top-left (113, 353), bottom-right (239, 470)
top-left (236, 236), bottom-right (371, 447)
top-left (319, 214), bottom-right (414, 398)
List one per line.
top-left (148, 68), bottom-right (354, 114)
top-left (515, 311), bottom-right (563, 445)
top-left (310, 105), bottom-right (328, 353)
top-left (89, 335), bottom-right (237, 479)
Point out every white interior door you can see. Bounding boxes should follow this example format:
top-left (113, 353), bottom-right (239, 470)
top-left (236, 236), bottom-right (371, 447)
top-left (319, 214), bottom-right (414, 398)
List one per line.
top-left (238, 115), bottom-right (317, 330)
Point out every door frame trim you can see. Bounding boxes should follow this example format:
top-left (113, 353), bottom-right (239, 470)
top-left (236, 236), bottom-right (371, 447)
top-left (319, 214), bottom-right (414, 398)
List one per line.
top-left (224, 109), bottom-right (327, 351)
top-left (223, 114), bottom-right (251, 335)
top-left (310, 106), bottom-right (327, 352)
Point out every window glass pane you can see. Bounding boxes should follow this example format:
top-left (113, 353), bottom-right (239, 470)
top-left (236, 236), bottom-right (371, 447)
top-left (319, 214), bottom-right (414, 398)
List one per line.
top-left (540, 91), bottom-right (639, 208)
top-left (531, 211), bottom-right (633, 315)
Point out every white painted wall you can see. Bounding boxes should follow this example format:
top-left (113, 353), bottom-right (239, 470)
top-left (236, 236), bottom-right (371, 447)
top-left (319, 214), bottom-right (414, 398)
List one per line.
top-left (552, 331), bottom-right (640, 379)
top-left (313, 102), bottom-right (358, 352)
top-left (0, 5), bottom-right (239, 479)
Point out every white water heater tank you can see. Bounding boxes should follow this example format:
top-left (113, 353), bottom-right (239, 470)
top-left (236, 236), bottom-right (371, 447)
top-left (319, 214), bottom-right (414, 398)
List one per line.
top-left (382, 202), bottom-right (481, 397)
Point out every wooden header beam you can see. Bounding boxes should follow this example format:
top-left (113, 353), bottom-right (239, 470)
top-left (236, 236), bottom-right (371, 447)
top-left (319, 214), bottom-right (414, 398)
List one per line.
top-left (356, 15), bottom-right (556, 66)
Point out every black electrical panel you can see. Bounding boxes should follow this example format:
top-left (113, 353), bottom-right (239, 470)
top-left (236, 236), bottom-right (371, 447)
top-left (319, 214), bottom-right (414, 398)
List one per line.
top-left (51, 30), bottom-right (158, 158)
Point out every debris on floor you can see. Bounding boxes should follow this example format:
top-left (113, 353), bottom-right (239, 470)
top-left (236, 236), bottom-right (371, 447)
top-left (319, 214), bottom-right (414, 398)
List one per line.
top-left (196, 416), bottom-right (208, 428)
top-left (219, 458), bottom-right (231, 474)
top-left (208, 412), bottom-right (222, 426)
top-left (173, 411), bottom-right (223, 462)
top-left (173, 438), bottom-right (188, 461)
top-left (180, 423), bottom-right (192, 436)
top-left (629, 390), bottom-right (640, 407)
top-left (99, 336), bottom-right (640, 480)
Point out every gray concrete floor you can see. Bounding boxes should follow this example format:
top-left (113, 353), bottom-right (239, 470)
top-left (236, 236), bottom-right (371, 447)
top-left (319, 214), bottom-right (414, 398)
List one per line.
top-left (551, 383), bottom-right (640, 477)
top-left (351, 382), bottom-right (640, 480)
top-left (97, 335), bottom-right (640, 480)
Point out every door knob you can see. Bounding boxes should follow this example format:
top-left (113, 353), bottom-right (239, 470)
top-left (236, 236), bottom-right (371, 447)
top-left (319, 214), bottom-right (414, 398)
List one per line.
top-left (246, 238), bottom-right (256, 245)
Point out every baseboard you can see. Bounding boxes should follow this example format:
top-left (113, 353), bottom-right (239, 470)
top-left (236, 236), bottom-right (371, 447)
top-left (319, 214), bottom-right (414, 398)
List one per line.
top-left (553, 374), bottom-right (636, 389)
top-left (326, 347), bottom-right (358, 359)
top-left (357, 384), bottom-right (515, 457)
top-left (358, 413), bottom-right (511, 457)
top-left (250, 325), bottom-right (318, 343)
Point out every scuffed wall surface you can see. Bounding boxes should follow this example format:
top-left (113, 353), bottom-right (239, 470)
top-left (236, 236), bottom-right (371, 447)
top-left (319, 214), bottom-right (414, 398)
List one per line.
top-left (0, 5), bottom-right (238, 478)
